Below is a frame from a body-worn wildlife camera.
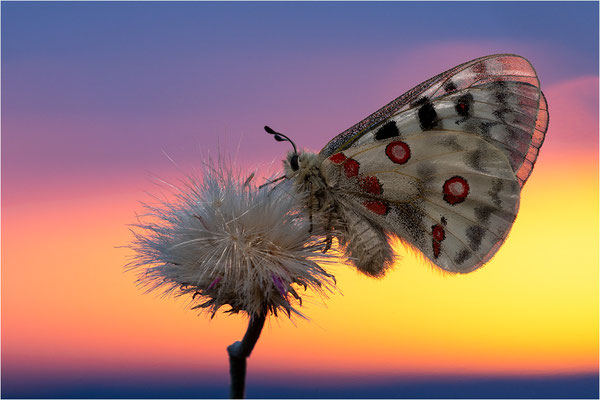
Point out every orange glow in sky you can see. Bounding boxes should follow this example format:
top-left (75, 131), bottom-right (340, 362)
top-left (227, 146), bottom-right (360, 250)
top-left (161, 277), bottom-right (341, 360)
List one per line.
top-left (2, 149), bottom-right (597, 379)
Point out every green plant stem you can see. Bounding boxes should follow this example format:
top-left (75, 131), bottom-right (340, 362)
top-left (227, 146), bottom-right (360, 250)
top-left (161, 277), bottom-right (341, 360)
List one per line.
top-left (227, 311), bottom-right (267, 399)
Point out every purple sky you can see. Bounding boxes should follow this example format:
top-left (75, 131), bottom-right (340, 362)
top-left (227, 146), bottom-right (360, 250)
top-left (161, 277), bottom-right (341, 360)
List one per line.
top-left (2, 2), bottom-right (598, 195)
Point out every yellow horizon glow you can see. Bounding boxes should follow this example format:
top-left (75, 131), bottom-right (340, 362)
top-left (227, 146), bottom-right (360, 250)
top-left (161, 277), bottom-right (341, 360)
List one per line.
top-left (2, 153), bottom-right (597, 377)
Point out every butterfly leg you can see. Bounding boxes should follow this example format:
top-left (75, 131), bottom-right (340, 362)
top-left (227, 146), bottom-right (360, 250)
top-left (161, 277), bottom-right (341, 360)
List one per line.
top-left (322, 208), bottom-right (334, 253)
top-left (308, 181), bottom-right (314, 233)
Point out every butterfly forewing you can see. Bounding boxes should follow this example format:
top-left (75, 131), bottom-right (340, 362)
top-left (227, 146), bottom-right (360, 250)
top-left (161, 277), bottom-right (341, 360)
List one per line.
top-left (320, 54), bottom-right (548, 187)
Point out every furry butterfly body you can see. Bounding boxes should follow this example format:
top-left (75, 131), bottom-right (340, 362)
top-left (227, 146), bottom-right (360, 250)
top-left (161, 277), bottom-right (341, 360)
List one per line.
top-left (278, 54), bottom-right (548, 277)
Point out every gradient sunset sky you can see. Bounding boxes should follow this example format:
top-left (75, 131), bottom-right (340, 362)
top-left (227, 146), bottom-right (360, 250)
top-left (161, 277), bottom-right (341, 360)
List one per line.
top-left (2, 2), bottom-right (598, 398)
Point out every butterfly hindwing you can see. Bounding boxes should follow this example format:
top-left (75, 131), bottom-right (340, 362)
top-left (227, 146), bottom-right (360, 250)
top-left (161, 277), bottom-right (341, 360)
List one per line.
top-left (321, 131), bottom-right (520, 273)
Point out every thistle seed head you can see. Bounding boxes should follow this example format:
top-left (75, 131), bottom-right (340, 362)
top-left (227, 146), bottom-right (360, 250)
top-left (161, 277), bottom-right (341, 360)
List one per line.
top-left (127, 161), bottom-right (336, 318)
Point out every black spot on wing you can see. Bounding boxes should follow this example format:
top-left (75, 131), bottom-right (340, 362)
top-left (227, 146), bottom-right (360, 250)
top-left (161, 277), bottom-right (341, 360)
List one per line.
top-left (491, 81), bottom-right (510, 105)
top-left (496, 90), bottom-right (508, 104)
top-left (475, 206), bottom-right (495, 224)
top-left (488, 179), bottom-right (503, 208)
top-left (479, 122), bottom-right (497, 140)
top-left (455, 93), bottom-right (474, 118)
top-left (466, 225), bottom-right (485, 251)
top-left (374, 121), bottom-right (400, 141)
top-left (413, 97), bottom-right (439, 130)
top-left (444, 80), bottom-right (457, 93)
top-left (465, 149), bottom-right (484, 172)
top-left (454, 248), bottom-right (471, 265)
top-left (493, 108), bottom-right (512, 124)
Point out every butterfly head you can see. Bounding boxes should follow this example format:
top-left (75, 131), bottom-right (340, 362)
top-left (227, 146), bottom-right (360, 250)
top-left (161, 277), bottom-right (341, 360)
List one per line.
top-left (283, 150), bottom-right (320, 180)
top-left (263, 126), bottom-right (324, 187)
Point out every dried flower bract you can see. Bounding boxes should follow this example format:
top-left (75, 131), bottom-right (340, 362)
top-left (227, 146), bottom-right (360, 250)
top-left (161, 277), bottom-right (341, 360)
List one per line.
top-left (127, 161), bottom-right (336, 318)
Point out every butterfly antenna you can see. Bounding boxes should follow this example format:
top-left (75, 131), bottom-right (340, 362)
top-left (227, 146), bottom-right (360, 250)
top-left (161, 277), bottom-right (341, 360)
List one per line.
top-left (264, 126), bottom-right (298, 154)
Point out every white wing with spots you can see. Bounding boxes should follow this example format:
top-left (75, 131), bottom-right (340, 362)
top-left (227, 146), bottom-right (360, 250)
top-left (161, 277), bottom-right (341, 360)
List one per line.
top-left (321, 131), bottom-right (520, 274)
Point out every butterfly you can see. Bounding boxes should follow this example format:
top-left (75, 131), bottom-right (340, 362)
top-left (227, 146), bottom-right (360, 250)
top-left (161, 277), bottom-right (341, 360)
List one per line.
top-left (265, 54), bottom-right (548, 277)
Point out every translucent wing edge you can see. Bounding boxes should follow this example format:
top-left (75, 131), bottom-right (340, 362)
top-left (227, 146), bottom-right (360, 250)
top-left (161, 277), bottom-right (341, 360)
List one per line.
top-left (516, 90), bottom-right (549, 186)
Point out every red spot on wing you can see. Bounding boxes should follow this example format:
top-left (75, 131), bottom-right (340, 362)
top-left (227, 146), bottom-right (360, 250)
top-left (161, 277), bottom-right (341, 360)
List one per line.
top-left (343, 159), bottom-right (360, 177)
top-left (443, 176), bottom-right (470, 205)
top-left (385, 141), bottom-right (411, 164)
top-left (359, 176), bottom-right (382, 195)
top-left (363, 200), bottom-right (388, 215)
top-left (329, 152), bottom-right (347, 164)
top-left (431, 223), bottom-right (446, 259)
top-left (432, 224), bottom-right (446, 241)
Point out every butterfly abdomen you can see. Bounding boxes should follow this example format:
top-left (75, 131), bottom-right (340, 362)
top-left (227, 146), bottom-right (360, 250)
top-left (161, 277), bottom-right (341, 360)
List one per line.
top-left (337, 205), bottom-right (395, 277)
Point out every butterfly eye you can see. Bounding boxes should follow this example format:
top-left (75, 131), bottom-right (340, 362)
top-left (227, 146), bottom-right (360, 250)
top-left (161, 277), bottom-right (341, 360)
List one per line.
top-left (290, 154), bottom-right (300, 171)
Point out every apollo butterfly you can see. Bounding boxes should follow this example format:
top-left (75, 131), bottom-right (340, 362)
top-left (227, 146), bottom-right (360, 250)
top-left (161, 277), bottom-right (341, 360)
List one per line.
top-left (266, 54), bottom-right (548, 276)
